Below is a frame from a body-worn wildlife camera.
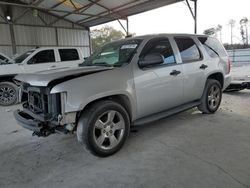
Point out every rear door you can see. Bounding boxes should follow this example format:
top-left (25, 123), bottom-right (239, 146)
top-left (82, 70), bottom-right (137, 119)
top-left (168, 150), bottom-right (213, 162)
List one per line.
top-left (174, 37), bottom-right (207, 103)
top-left (57, 48), bottom-right (82, 68)
top-left (134, 37), bottom-right (184, 118)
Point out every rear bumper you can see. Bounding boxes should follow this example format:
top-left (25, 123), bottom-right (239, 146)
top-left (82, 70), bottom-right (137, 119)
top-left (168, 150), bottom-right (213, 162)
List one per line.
top-left (226, 82), bottom-right (250, 91)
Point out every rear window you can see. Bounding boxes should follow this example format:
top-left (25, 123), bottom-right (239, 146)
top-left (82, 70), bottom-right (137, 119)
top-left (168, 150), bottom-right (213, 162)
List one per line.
top-left (59, 49), bottom-right (79, 61)
top-left (198, 37), bottom-right (227, 58)
top-left (175, 37), bottom-right (202, 63)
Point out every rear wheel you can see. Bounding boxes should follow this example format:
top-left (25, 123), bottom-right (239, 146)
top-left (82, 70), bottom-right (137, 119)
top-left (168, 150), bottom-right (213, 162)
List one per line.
top-left (77, 100), bottom-right (130, 157)
top-left (198, 79), bottom-right (222, 114)
top-left (0, 82), bottom-right (18, 106)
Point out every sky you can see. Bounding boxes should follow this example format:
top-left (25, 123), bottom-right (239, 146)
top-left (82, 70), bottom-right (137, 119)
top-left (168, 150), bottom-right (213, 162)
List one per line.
top-left (91, 0), bottom-right (250, 44)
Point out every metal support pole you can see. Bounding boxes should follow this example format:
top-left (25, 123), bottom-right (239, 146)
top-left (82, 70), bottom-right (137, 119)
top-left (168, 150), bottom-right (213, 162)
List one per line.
top-left (231, 25), bottom-right (233, 45)
top-left (194, 0), bottom-right (197, 34)
top-left (246, 26), bottom-right (248, 45)
top-left (117, 19), bottom-right (127, 35)
top-left (55, 28), bottom-right (59, 46)
top-left (9, 23), bottom-right (16, 55)
top-left (88, 27), bottom-right (92, 55)
top-left (126, 17), bottom-right (129, 36)
top-left (185, 0), bottom-right (197, 34)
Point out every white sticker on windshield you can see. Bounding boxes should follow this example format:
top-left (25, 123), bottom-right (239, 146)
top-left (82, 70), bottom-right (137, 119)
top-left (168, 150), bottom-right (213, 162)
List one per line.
top-left (121, 44), bottom-right (138, 49)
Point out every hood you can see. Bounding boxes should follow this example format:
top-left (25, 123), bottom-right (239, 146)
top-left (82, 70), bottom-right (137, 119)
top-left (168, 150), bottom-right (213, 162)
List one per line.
top-left (15, 66), bottom-right (113, 87)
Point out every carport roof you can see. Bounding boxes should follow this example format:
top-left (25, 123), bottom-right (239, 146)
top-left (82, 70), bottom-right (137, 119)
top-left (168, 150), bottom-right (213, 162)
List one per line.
top-left (1, 0), bottom-right (184, 27)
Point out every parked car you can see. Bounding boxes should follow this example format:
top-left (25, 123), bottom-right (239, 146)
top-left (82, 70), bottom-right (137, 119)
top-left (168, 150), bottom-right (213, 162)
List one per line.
top-left (0, 52), bottom-right (11, 65)
top-left (14, 34), bottom-right (231, 157)
top-left (225, 63), bottom-right (250, 91)
top-left (0, 47), bottom-right (84, 106)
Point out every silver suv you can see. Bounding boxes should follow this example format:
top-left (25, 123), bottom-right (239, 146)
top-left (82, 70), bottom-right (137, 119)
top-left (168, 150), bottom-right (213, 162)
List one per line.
top-left (14, 34), bottom-right (231, 157)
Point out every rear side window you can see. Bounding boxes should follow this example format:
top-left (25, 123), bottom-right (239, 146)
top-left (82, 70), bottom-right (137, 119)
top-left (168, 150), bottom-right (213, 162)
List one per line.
top-left (198, 37), bottom-right (227, 58)
top-left (175, 37), bottom-right (202, 63)
top-left (31, 50), bottom-right (55, 64)
top-left (141, 38), bottom-right (176, 65)
top-left (59, 49), bottom-right (79, 61)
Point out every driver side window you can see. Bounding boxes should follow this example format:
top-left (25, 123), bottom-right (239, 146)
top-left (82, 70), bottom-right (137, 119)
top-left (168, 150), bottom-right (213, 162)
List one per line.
top-left (28, 50), bottom-right (55, 64)
top-left (141, 38), bottom-right (176, 65)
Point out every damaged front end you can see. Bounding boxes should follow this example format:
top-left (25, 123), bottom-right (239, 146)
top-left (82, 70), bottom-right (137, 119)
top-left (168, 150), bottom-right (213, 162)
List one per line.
top-left (14, 84), bottom-right (75, 137)
top-left (13, 66), bottom-right (114, 137)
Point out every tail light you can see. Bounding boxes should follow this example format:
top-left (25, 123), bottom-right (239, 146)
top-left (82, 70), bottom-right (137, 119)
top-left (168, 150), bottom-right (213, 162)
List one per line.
top-left (227, 59), bottom-right (231, 74)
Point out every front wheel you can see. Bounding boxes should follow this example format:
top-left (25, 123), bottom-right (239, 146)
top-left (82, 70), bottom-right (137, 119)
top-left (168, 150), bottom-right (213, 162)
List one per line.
top-left (198, 79), bottom-right (222, 114)
top-left (0, 82), bottom-right (18, 106)
top-left (77, 100), bottom-right (130, 157)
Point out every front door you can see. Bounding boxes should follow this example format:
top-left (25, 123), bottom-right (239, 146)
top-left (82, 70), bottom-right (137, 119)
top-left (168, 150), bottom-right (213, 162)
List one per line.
top-left (134, 37), bottom-right (184, 119)
top-left (24, 49), bottom-right (58, 73)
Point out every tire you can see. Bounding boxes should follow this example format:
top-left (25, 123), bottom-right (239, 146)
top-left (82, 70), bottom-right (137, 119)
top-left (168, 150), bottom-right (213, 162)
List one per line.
top-left (198, 79), bottom-right (222, 114)
top-left (77, 100), bottom-right (130, 157)
top-left (0, 82), bottom-right (18, 106)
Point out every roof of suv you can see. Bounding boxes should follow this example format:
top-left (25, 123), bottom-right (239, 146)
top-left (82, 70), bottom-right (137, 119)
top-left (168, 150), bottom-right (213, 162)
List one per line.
top-left (110, 33), bottom-right (210, 43)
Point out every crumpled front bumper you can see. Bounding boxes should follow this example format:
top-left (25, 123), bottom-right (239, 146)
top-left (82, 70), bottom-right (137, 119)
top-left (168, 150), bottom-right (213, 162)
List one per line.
top-left (14, 110), bottom-right (43, 132)
top-left (14, 108), bottom-right (61, 137)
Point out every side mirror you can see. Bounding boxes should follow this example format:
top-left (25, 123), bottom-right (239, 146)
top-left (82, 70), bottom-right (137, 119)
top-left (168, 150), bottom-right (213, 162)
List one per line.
top-left (139, 53), bottom-right (164, 68)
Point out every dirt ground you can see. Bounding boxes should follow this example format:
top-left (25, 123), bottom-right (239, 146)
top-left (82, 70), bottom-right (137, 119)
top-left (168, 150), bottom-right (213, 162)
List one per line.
top-left (0, 91), bottom-right (250, 188)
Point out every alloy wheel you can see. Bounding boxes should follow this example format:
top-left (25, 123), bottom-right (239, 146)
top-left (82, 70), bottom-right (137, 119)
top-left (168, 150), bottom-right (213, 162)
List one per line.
top-left (0, 85), bottom-right (16, 105)
top-left (208, 84), bottom-right (221, 110)
top-left (93, 110), bottom-right (125, 150)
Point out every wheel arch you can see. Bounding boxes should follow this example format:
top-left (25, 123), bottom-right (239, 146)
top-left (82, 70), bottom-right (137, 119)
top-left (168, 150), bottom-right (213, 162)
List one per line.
top-left (76, 94), bottom-right (133, 125)
top-left (207, 72), bottom-right (224, 88)
top-left (0, 75), bottom-right (16, 83)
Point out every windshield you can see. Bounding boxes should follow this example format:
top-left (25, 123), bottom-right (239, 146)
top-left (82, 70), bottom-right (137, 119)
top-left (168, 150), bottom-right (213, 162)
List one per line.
top-left (81, 39), bottom-right (142, 67)
top-left (13, 50), bottom-right (35, 64)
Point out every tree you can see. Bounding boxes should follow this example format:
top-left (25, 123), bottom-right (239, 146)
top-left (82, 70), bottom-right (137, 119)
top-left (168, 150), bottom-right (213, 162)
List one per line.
top-left (240, 25), bottom-right (246, 45)
top-left (91, 26), bottom-right (125, 52)
top-left (239, 17), bottom-right (249, 45)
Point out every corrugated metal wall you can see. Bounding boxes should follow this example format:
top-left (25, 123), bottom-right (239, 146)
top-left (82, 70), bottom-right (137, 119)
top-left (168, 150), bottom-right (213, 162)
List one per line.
top-left (0, 23), bottom-right (12, 57)
top-left (57, 28), bottom-right (90, 57)
top-left (0, 7), bottom-right (90, 58)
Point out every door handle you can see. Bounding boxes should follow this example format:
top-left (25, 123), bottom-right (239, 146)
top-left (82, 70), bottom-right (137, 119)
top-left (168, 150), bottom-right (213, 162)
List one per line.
top-left (50, 65), bottom-right (56, 68)
top-left (170, 70), bottom-right (181, 76)
top-left (200, 64), bottom-right (208, 69)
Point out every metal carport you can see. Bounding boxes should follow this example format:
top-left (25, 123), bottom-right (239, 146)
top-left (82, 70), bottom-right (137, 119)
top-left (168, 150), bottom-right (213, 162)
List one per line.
top-left (0, 0), bottom-right (198, 56)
